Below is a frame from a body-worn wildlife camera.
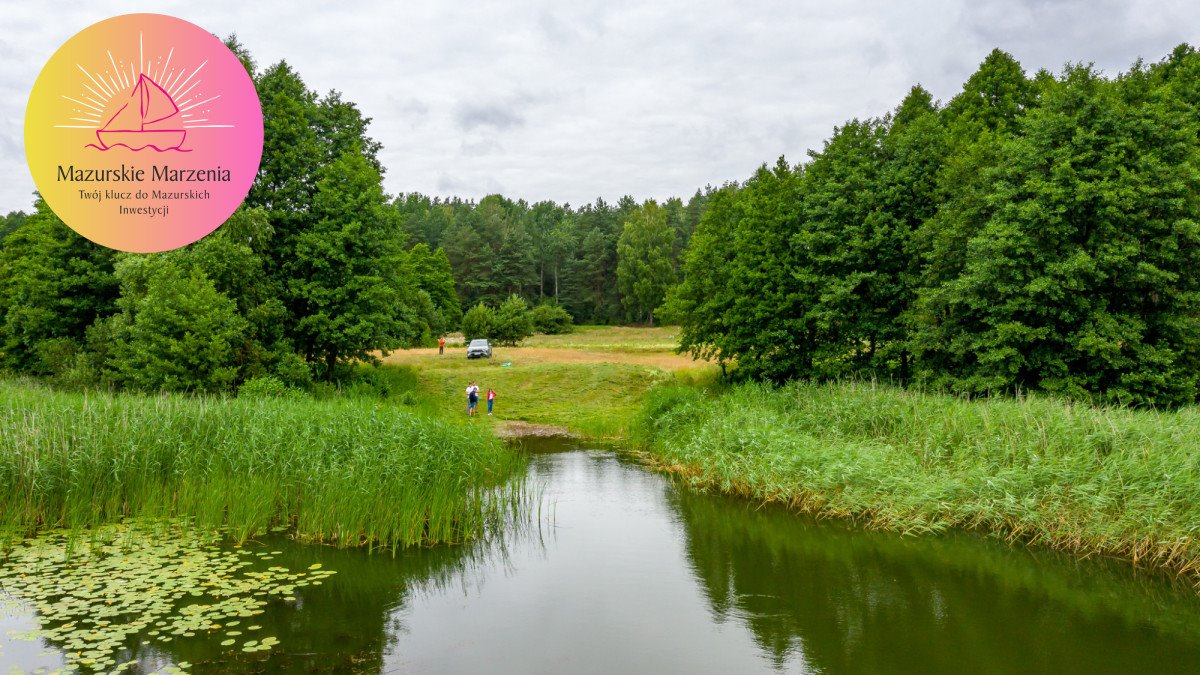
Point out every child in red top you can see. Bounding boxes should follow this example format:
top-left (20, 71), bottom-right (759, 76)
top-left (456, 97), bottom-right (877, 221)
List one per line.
top-left (487, 388), bottom-right (496, 415)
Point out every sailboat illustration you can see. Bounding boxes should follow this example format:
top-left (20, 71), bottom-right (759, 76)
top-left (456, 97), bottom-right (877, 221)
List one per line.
top-left (94, 73), bottom-right (188, 151)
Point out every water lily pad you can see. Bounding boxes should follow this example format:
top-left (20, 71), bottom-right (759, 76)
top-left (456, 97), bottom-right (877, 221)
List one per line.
top-left (0, 521), bottom-right (337, 672)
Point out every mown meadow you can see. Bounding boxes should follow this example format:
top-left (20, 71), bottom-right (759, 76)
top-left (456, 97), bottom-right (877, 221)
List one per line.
top-left (0, 380), bottom-right (527, 551)
top-left (636, 381), bottom-right (1200, 586)
top-left (384, 325), bottom-right (714, 437)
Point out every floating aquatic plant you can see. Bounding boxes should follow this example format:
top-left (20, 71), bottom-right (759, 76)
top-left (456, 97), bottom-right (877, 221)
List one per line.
top-left (0, 521), bottom-right (336, 673)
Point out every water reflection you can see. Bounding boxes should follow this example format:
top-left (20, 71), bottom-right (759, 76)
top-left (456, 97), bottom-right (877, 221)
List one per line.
top-left (670, 485), bottom-right (1200, 674)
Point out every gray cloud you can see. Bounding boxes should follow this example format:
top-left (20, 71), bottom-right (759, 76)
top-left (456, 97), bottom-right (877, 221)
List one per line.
top-left (455, 102), bottom-right (525, 132)
top-left (2, 0), bottom-right (1199, 212)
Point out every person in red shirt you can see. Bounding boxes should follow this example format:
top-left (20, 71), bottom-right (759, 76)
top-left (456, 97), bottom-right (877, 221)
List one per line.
top-left (487, 388), bottom-right (496, 415)
top-left (438, 336), bottom-right (445, 355)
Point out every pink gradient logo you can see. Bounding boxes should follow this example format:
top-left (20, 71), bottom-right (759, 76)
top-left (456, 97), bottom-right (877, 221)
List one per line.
top-left (26, 14), bottom-right (263, 252)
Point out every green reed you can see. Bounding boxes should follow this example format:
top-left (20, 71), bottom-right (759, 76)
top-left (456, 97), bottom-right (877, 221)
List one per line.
top-left (636, 380), bottom-right (1200, 586)
top-left (0, 380), bottom-right (528, 549)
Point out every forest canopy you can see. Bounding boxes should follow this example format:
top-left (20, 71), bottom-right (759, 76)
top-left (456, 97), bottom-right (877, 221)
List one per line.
top-left (671, 46), bottom-right (1200, 407)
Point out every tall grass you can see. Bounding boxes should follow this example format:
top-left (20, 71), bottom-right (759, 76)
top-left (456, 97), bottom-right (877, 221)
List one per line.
top-left (636, 381), bottom-right (1200, 586)
top-left (0, 380), bottom-right (527, 550)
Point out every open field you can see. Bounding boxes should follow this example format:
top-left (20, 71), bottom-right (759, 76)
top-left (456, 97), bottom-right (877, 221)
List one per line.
top-left (636, 381), bottom-right (1200, 587)
top-left (382, 325), bottom-right (716, 436)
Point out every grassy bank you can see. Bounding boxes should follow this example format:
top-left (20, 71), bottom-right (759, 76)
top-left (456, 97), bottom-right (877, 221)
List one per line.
top-left (0, 380), bottom-right (526, 550)
top-left (636, 381), bottom-right (1200, 586)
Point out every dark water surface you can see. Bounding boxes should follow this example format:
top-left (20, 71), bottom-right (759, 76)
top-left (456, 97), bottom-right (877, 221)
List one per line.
top-left (4, 437), bottom-right (1200, 673)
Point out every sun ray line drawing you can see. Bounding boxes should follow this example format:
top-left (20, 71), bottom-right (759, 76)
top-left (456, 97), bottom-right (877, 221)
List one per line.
top-left (182, 124), bottom-right (234, 128)
top-left (82, 84), bottom-right (109, 103)
top-left (54, 125), bottom-right (101, 129)
top-left (169, 59), bottom-right (206, 98)
top-left (180, 94), bottom-right (219, 112)
top-left (107, 51), bottom-right (127, 89)
top-left (175, 79), bottom-right (203, 102)
top-left (62, 95), bottom-right (103, 113)
top-left (156, 47), bottom-right (174, 84)
top-left (166, 67), bottom-right (187, 94)
top-left (77, 64), bottom-right (113, 98)
top-left (139, 32), bottom-right (144, 76)
top-left (83, 95), bottom-right (106, 108)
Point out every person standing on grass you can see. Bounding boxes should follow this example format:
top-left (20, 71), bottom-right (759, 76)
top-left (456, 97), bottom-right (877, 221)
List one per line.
top-left (438, 336), bottom-right (445, 355)
top-left (466, 382), bottom-right (479, 416)
top-left (487, 387), bottom-right (496, 416)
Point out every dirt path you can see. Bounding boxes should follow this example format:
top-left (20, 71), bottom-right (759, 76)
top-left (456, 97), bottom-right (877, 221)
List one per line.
top-left (493, 420), bottom-right (577, 438)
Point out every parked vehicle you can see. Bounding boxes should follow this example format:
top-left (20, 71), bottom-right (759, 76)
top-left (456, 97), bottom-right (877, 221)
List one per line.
top-left (466, 339), bottom-right (492, 359)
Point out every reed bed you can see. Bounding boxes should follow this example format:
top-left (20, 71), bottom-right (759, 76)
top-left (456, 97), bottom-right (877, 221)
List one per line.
top-left (0, 381), bottom-right (528, 550)
top-left (636, 381), bottom-right (1200, 587)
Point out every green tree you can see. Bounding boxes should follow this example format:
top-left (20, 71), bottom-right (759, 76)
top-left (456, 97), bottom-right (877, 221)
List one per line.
top-left (247, 62), bottom-right (322, 217)
top-left (442, 218), bottom-right (497, 308)
top-left (669, 184), bottom-right (741, 368)
top-left (617, 201), bottom-right (676, 325)
top-left (283, 150), bottom-right (418, 379)
top-left (0, 210), bottom-right (26, 246)
top-left (912, 49), bottom-right (1034, 302)
top-left (105, 257), bottom-right (247, 393)
top-left (942, 48), bottom-right (1035, 142)
top-left (494, 221), bottom-right (536, 298)
top-left (491, 294), bottom-right (534, 346)
top-left (408, 243), bottom-right (463, 333)
top-left (722, 160), bottom-right (807, 381)
top-left (0, 199), bottom-right (117, 373)
top-left (461, 303), bottom-right (496, 342)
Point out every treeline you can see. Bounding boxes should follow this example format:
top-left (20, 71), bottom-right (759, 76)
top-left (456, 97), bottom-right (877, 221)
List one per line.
top-left (671, 46), bottom-right (1200, 407)
top-left (394, 190), bottom-right (707, 324)
top-left (0, 40), bottom-right (463, 391)
top-left (0, 36), bottom-right (703, 393)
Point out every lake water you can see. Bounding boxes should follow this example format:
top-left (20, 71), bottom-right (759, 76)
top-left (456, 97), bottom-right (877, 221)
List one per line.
top-left (4, 437), bottom-right (1200, 673)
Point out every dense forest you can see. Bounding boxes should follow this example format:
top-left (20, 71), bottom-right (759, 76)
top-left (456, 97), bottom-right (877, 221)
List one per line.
top-left (395, 190), bottom-right (706, 324)
top-left (1, 40), bottom-right (1198, 406)
top-left (672, 46), bottom-right (1200, 407)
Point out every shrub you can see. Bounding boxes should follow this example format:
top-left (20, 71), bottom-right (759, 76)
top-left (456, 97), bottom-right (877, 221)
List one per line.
top-left (270, 351), bottom-right (314, 389)
top-left (238, 375), bottom-right (299, 399)
top-left (530, 303), bottom-right (573, 334)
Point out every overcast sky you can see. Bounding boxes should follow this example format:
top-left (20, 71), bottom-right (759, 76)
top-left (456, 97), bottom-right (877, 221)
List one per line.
top-left (3, 0), bottom-right (1198, 211)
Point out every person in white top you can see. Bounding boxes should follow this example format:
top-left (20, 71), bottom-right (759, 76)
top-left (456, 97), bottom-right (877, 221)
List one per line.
top-left (466, 382), bottom-right (480, 416)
